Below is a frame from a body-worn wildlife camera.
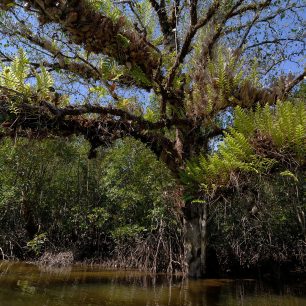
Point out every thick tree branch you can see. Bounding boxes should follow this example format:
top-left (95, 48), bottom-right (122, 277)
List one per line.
top-left (284, 70), bottom-right (306, 95)
top-left (42, 101), bottom-right (194, 130)
top-left (0, 84), bottom-right (193, 132)
top-left (17, 29), bottom-right (143, 93)
top-left (25, 0), bottom-right (159, 84)
top-left (0, 96), bottom-right (184, 176)
top-left (210, 71), bottom-right (305, 117)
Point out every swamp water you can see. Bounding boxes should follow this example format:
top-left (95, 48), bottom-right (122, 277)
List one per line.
top-left (0, 261), bottom-right (305, 306)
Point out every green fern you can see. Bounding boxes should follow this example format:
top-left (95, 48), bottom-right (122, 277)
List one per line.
top-left (184, 100), bottom-right (305, 193)
top-left (87, 0), bottom-right (121, 22)
top-left (193, 46), bottom-right (261, 116)
top-left (36, 66), bottom-right (54, 99)
top-left (0, 49), bottom-right (30, 95)
top-left (294, 124), bottom-right (305, 156)
top-left (0, 49), bottom-right (55, 111)
top-left (11, 49), bottom-right (29, 92)
top-left (129, 65), bottom-right (152, 86)
top-left (99, 57), bottom-right (125, 81)
top-left (202, 47), bottom-right (252, 113)
top-left (233, 100), bottom-right (305, 153)
top-left (233, 106), bottom-right (255, 136)
top-left (246, 58), bottom-right (259, 86)
top-left (185, 129), bottom-right (259, 192)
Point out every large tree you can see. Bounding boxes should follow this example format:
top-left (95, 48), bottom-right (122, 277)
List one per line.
top-left (0, 0), bottom-right (305, 276)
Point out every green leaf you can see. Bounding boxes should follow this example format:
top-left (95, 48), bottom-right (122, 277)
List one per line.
top-left (280, 170), bottom-right (298, 182)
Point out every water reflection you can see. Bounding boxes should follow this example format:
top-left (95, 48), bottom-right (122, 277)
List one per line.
top-left (0, 261), bottom-right (305, 306)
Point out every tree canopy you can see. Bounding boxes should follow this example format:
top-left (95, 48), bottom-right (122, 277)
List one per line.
top-left (0, 0), bottom-right (304, 176)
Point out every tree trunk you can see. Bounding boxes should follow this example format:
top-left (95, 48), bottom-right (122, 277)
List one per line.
top-left (160, 128), bottom-right (212, 277)
top-left (183, 201), bottom-right (209, 278)
top-left (200, 203), bottom-right (208, 276)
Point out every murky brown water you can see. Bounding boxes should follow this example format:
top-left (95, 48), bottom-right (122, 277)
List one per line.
top-left (0, 261), bottom-right (305, 306)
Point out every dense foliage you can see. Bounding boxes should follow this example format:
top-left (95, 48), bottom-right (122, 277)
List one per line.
top-left (211, 172), bottom-right (305, 275)
top-left (0, 137), bottom-right (184, 272)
